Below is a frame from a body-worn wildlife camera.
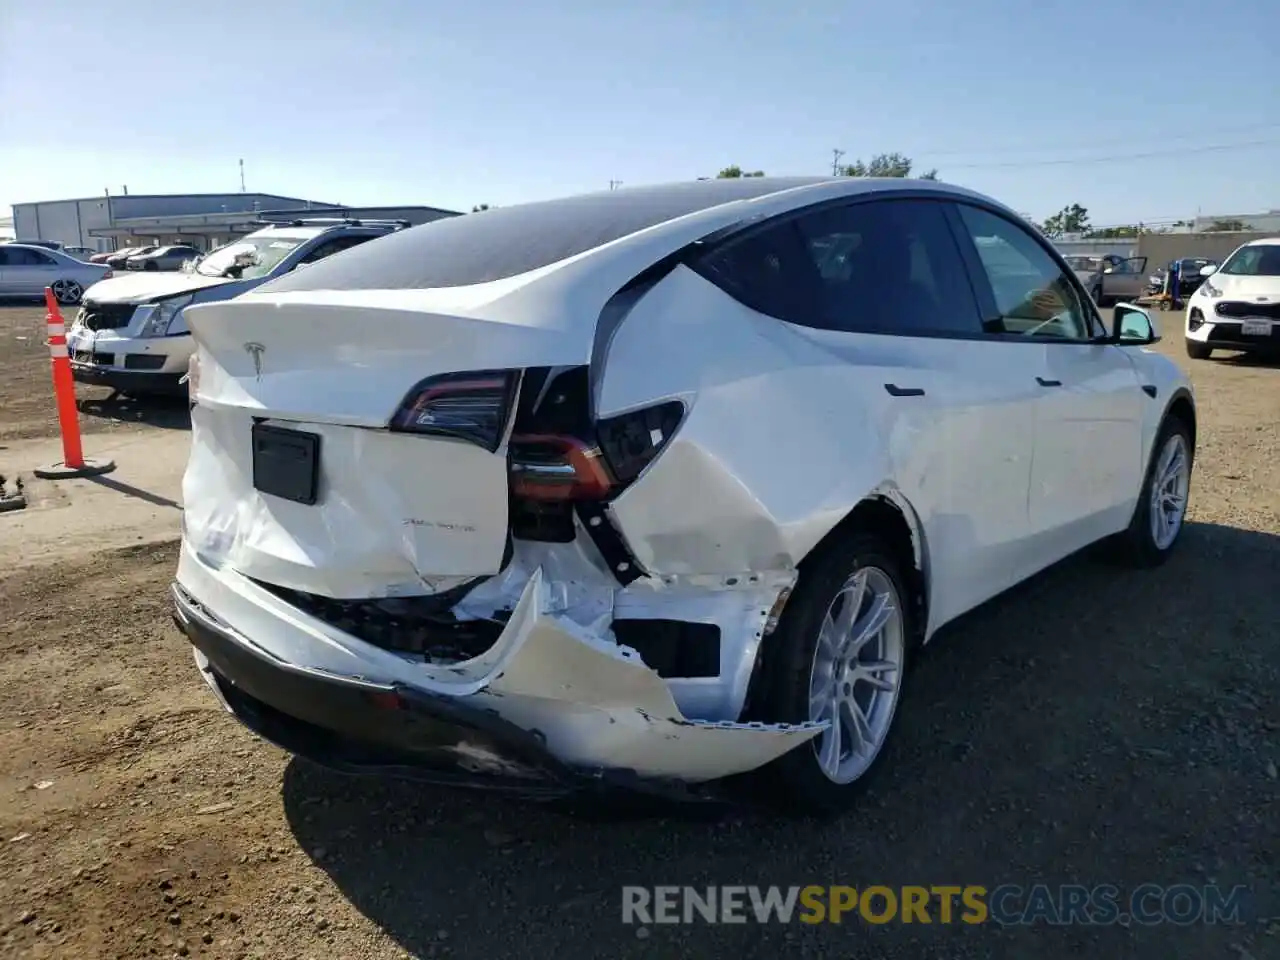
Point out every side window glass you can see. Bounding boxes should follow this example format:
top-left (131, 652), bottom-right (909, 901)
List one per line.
top-left (13, 249), bottom-right (54, 266)
top-left (298, 237), bottom-right (366, 265)
top-left (693, 221), bottom-right (820, 323)
top-left (790, 199), bottom-right (983, 336)
top-left (693, 199), bottom-right (983, 337)
top-left (955, 205), bottom-right (1090, 340)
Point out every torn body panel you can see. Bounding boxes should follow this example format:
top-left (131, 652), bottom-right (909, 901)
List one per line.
top-left (598, 264), bottom-right (1045, 635)
top-left (456, 530), bottom-right (795, 722)
top-left (175, 541), bottom-right (821, 783)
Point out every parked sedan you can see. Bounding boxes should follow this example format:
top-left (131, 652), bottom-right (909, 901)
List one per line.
top-left (126, 245), bottom-right (201, 272)
top-left (0, 243), bottom-right (111, 304)
top-left (173, 177), bottom-right (1196, 814)
top-left (105, 246), bottom-right (157, 269)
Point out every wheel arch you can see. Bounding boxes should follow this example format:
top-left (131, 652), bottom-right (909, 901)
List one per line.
top-left (800, 487), bottom-right (931, 647)
top-left (1163, 387), bottom-right (1196, 451)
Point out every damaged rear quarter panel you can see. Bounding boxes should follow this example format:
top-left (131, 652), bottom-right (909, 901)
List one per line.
top-left (599, 264), bottom-right (902, 577)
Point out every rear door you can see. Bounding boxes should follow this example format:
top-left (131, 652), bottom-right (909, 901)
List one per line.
top-left (601, 197), bottom-right (1041, 626)
top-left (1102, 256), bottom-right (1147, 300)
top-left (951, 204), bottom-right (1145, 566)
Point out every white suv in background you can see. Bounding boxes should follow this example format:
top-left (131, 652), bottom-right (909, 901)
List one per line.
top-left (1184, 237), bottom-right (1280, 360)
top-left (65, 219), bottom-right (410, 394)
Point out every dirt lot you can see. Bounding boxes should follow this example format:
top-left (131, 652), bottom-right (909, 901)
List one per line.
top-left (0, 304), bottom-right (189, 443)
top-left (0, 303), bottom-right (1276, 960)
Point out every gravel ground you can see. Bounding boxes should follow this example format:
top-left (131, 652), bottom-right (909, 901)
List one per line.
top-left (0, 302), bottom-right (189, 444)
top-left (0, 303), bottom-right (1276, 960)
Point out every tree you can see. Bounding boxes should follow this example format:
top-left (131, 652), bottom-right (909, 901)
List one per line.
top-left (1040, 204), bottom-right (1091, 239)
top-left (471, 204), bottom-right (491, 212)
top-left (838, 152), bottom-right (937, 180)
top-left (715, 165), bottom-right (765, 178)
top-left (1086, 225), bottom-right (1140, 239)
top-left (1206, 219), bottom-right (1247, 232)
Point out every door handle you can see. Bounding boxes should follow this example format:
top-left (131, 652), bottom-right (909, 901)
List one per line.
top-left (884, 383), bottom-right (926, 397)
top-left (1035, 377), bottom-right (1063, 387)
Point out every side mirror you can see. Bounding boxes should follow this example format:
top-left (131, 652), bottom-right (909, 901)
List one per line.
top-left (1112, 303), bottom-right (1160, 345)
top-left (1199, 264), bottom-right (1217, 277)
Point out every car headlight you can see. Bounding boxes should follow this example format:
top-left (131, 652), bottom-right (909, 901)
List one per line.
top-left (1199, 280), bottom-right (1223, 299)
top-left (138, 294), bottom-right (194, 337)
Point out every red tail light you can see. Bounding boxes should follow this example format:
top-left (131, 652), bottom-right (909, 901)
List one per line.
top-left (389, 370), bottom-right (519, 452)
top-left (509, 434), bottom-right (613, 501)
top-left (508, 399), bottom-right (685, 502)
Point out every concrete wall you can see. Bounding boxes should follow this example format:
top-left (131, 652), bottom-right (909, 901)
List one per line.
top-left (1136, 231), bottom-right (1279, 268)
top-left (1054, 237), bottom-right (1138, 259)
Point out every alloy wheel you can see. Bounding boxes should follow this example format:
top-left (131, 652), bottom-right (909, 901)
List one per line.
top-left (1149, 432), bottom-right (1190, 550)
top-left (807, 566), bottom-right (906, 784)
top-left (52, 279), bottom-right (83, 305)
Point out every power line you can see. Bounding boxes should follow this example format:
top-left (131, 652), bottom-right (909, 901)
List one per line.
top-left (936, 137), bottom-right (1280, 171)
top-left (909, 122), bottom-right (1280, 159)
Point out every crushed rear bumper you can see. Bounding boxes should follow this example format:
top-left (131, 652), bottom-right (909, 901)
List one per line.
top-left (171, 555), bottom-right (823, 798)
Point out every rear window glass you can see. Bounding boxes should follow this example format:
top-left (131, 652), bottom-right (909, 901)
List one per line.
top-left (258, 178), bottom-right (827, 293)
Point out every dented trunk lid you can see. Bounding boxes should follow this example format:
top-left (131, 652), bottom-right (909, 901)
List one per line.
top-left (181, 291), bottom-right (595, 599)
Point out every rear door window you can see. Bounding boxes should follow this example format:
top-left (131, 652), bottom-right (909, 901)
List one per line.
top-left (692, 198), bottom-right (984, 337)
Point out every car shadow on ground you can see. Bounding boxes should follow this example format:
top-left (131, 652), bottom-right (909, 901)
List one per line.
top-left (281, 521), bottom-right (1279, 958)
top-left (1218, 352), bottom-right (1280, 368)
top-left (76, 391), bottom-right (190, 431)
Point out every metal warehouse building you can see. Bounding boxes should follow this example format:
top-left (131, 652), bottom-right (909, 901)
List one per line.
top-left (11, 192), bottom-right (462, 252)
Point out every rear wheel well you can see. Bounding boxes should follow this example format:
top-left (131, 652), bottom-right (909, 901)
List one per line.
top-left (804, 496), bottom-right (927, 647)
top-left (1165, 393), bottom-right (1196, 451)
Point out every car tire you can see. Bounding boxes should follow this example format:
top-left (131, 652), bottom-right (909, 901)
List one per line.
top-left (748, 531), bottom-right (915, 815)
top-left (1185, 340), bottom-right (1213, 361)
top-left (51, 279), bottom-right (83, 305)
top-left (1112, 415), bottom-right (1194, 568)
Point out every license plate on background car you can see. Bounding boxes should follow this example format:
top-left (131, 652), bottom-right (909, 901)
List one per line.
top-left (1241, 319), bottom-right (1271, 336)
top-left (251, 423), bottom-right (321, 505)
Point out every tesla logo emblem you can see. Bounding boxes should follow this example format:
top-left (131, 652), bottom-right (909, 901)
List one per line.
top-left (244, 342), bottom-right (265, 379)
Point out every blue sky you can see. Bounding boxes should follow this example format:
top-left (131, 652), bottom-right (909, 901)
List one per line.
top-left (2, 0), bottom-right (1277, 226)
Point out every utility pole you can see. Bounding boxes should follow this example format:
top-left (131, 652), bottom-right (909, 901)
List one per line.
top-left (609, 180), bottom-right (623, 190)
top-left (831, 149), bottom-right (845, 176)
top-left (239, 159), bottom-right (246, 193)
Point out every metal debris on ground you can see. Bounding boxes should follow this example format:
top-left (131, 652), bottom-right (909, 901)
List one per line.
top-left (0, 474), bottom-right (27, 514)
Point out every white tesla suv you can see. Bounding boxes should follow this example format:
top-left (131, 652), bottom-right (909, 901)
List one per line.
top-left (1184, 237), bottom-right (1280, 360)
top-left (172, 178), bottom-right (1196, 813)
